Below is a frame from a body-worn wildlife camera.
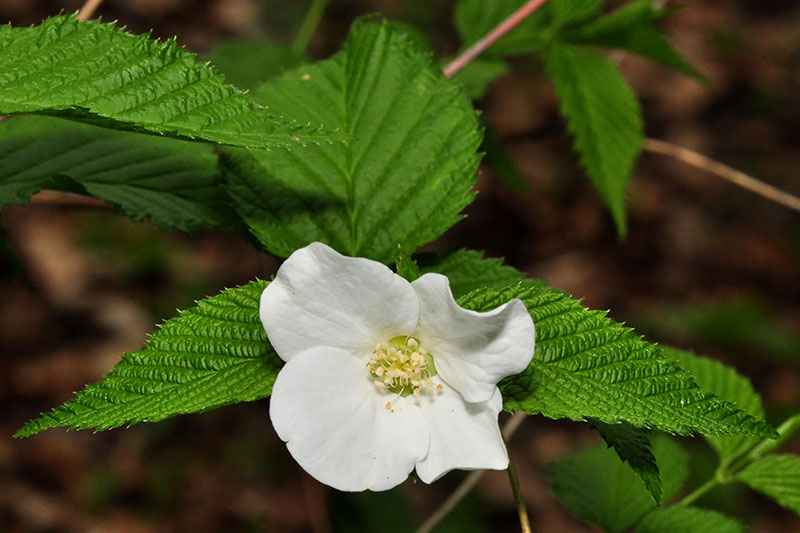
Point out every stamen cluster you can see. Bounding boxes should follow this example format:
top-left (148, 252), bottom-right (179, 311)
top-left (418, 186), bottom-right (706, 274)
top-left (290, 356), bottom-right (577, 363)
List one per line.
top-left (368, 336), bottom-right (440, 397)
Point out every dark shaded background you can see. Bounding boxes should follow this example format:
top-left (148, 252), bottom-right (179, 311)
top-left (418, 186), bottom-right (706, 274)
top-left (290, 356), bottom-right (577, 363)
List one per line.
top-left (1, 0), bottom-right (798, 531)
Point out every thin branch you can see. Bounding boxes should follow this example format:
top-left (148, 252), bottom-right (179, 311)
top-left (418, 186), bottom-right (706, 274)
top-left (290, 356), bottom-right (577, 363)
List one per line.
top-left (415, 411), bottom-right (528, 533)
top-left (76, 0), bottom-right (106, 21)
top-left (291, 0), bottom-right (330, 56)
top-left (643, 138), bottom-right (800, 213)
top-left (675, 476), bottom-right (720, 507)
top-left (443, 0), bottom-right (549, 79)
top-left (415, 471), bottom-right (483, 533)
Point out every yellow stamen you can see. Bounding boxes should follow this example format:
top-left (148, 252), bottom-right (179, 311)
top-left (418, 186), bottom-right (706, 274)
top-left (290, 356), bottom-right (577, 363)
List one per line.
top-left (367, 336), bottom-right (437, 397)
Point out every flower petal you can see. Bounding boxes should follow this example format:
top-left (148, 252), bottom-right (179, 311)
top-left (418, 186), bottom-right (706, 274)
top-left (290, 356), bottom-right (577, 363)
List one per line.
top-left (269, 346), bottom-right (429, 491)
top-left (415, 382), bottom-right (508, 483)
top-left (261, 242), bottom-right (419, 362)
top-left (411, 273), bottom-right (535, 403)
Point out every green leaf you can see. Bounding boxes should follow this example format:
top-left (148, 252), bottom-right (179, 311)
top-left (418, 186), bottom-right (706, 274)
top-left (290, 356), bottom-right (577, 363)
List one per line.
top-left (549, 435), bottom-right (688, 532)
top-left (661, 347), bottom-right (765, 464)
top-left (454, 0), bottom-right (550, 55)
top-left (15, 280), bottom-right (279, 437)
top-left (383, 20), bottom-right (435, 54)
top-left (395, 246), bottom-right (420, 282)
top-left (561, 0), bottom-right (705, 81)
top-left (419, 249), bottom-right (526, 299)
top-left (480, 121), bottom-right (527, 190)
top-left (545, 43), bottom-right (643, 236)
top-left (636, 506), bottom-right (744, 533)
top-left (207, 40), bottom-right (307, 91)
top-left (588, 419), bottom-right (661, 504)
top-left (0, 15), bottom-right (337, 149)
top-left (451, 57), bottom-right (510, 99)
top-left (222, 19), bottom-right (482, 263)
top-left (549, 0), bottom-right (603, 27)
top-left (458, 284), bottom-right (776, 438)
top-left (736, 455), bottom-right (800, 516)
top-left (0, 116), bottom-right (239, 232)
top-left (331, 490), bottom-right (416, 533)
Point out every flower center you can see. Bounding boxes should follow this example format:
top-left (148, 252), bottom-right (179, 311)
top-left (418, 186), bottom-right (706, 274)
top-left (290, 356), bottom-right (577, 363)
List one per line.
top-left (368, 336), bottom-right (440, 397)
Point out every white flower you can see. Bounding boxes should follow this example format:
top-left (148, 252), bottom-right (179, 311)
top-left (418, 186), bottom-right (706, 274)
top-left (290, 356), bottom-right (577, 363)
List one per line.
top-left (261, 242), bottom-right (535, 492)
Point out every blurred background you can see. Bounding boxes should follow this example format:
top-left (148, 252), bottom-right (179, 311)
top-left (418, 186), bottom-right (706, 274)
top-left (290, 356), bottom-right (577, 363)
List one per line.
top-left (1, 0), bottom-right (799, 531)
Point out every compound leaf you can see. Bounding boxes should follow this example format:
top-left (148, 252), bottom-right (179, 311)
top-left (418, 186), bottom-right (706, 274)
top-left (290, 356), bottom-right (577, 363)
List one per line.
top-left (636, 506), bottom-right (744, 533)
top-left (662, 347), bottom-right (765, 464)
top-left (207, 40), bottom-right (306, 91)
top-left (562, 0), bottom-right (704, 80)
top-left (0, 15), bottom-right (337, 149)
top-left (549, 0), bottom-right (603, 27)
top-left (0, 115), bottom-right (238, 232)
top-left (454, 0), bottom-right (550, 55)
top-left (419, 249), bottom-right (526, 299)
top-left (549, 435), bottom-right (688, 532)
top-left (223, 19), bottom-right (481, 263)
top-left (16, 280), bottom-right (279, 437)
top-left (545, 43), bottom-right (642, 235)
top-left (458, 284), bottom-right (777, 438)
top-left (736, 455), bottom-right (800, 516)
top-left (589, 419), bottom-right (661, 504)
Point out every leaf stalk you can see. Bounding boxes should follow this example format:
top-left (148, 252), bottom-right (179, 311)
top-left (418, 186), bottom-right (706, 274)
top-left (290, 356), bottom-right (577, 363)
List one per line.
top-left (443, 0), bottom-right (549, 78)
top-left (292, 0), bottom-right (330, 56)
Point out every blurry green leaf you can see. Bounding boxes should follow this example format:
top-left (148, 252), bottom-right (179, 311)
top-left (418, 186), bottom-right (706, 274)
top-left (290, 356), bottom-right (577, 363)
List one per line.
top-left (16, 281), bottom-right (279, 436)
top-left (636, 506), bottom-right (744, 533)
top-left (646, 299), bottom-right (800, 367)
top-left (0, 116), bottom-right (239, 232)
top-left (662, 347), bottom-right (766, 464)
top-left (454, 0), bottom-right (700, 82)
top-left (545, 43), bottom-right (642, 235)
top-left (0, 15), bottom-right (337, 148)
top-left (561, 0), bottom-right (705, 80)
top-left (549, 436), bottom-right (688, 532)
top-left (480, 121), bottom-right (527, 190)
top-left (207, 41), bottom-right (306, 90)
top-left (223, 19), bottom-right (481, 263)
top-left (589, 419), bottom-right (661, 504)
top-left (549, 0), bottom-right (603, 27)
top-left (736, 455), bottom-right (800, 516)
top-left (459, 284), bottom-right (777, 438)
top-left (331, 490), bottom-right (415, 533)
top-left (384, 20), bottom-right (434, 53)
top-left (419, 249), bottom-right (525, 299)
top-left (452, 57), bottom-right (510, 99)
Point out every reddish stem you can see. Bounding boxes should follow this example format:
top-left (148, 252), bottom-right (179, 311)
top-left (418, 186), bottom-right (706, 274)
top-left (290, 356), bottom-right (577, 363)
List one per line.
top-left (77, 0), bottom-right (105, 21)
top-left (443, 0), bottom-right (549, 79)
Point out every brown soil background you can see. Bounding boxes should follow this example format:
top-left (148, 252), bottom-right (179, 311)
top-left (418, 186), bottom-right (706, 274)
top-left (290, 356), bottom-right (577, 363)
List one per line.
top-left (1, 1), bottom-right (799, 531)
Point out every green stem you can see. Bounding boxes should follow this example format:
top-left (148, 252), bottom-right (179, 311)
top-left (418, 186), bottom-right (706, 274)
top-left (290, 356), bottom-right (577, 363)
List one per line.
top-left (676, 476), bottom-right (721, 507)
top-left (675, 414), bottom-right (799, 509)
top-left (291, 0), bottom-right (330, 56)
top-left (507, 455), bottom-right (532, 533)
top-left (718, 415), bottom-right (800, 479)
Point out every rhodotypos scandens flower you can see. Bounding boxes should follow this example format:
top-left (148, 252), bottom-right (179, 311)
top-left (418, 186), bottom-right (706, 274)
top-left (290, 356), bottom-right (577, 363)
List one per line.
top-left (260, 243), bottom-right (535, 491)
